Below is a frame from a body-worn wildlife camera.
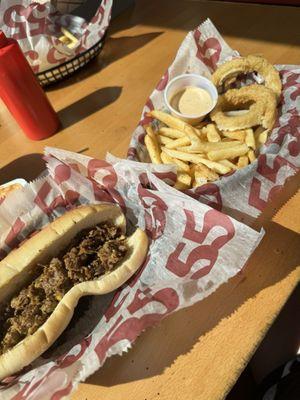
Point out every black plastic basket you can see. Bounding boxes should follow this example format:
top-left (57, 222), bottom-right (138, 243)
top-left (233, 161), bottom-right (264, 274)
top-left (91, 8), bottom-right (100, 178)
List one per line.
top-left (37, 35), bottom-right (106, 86)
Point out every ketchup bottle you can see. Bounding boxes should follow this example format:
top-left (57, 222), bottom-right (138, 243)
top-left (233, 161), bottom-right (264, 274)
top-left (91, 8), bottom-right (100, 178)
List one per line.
top-left (0, 31), bottom-right (60, 140)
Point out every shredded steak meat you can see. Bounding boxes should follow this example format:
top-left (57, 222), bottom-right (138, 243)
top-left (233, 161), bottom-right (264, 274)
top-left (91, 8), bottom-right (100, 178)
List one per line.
top-left (0, 223), bottom-right (127, 355)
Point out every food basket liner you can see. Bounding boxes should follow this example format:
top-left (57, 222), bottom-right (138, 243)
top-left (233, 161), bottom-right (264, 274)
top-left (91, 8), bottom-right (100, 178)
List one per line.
top-left (0, 146), bottom-right (263, 399)
top-left (127, 19), bottom-right (300, 219)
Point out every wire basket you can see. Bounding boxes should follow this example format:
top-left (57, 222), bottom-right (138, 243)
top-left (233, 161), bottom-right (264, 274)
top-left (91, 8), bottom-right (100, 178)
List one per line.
top-left (37, 35), bottom-right (106, 86)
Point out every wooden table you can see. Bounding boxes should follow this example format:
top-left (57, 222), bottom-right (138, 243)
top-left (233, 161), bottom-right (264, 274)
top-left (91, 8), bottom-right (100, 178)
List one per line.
top-left (0, 1), bottom-right (299, 399)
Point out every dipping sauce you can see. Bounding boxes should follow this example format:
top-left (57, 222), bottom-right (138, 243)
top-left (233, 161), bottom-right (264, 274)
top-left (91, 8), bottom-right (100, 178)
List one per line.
top-left (170, 86), bottom-right (213, 116)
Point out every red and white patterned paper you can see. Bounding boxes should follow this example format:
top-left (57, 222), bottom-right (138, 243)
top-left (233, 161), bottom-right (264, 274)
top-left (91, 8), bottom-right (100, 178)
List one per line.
top-left (127, 19), bottom-right (300, 218)
top-left (0, 146), bottom-right (263, 399)
top-left (0, 0), bottom-right (112, 73)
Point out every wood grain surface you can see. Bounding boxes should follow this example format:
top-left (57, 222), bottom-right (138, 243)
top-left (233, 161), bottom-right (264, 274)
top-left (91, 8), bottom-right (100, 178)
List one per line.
top-left (0, 1), bottom-right (299, 399)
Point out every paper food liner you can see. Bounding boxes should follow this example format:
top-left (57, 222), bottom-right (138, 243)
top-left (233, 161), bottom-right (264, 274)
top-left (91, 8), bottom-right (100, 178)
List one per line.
top-left (0, 0), bottom-right (112, 73)
top-left (127, 19), bottom-right (300, 219)
top-left (0, 146), bottom-right (263, 399)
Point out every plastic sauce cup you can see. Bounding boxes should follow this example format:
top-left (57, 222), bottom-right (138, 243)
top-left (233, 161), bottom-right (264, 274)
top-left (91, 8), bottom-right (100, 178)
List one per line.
top-left (164, 73), bottom-right (218, 125)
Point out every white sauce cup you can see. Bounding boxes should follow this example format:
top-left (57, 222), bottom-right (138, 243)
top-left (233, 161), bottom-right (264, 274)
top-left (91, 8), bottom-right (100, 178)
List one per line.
top-left (164, 73), bottom-right (218, 125)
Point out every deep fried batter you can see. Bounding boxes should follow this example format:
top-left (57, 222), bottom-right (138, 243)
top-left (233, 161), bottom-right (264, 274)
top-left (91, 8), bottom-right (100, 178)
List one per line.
top-left (210, 84), bottom-right (277, 132)
top-left (212, 55), bottom-right (282, 100)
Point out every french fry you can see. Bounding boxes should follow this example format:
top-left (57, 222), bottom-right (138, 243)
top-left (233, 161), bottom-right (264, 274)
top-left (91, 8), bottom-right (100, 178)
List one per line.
top-left (207, 131), bottom-right (221, 143)
top-left (192, 167), bottom-right (208, 187)
top-left (202, 141), bottom-right (242, 150)
top-left (160, 151), bottom-right (173, 165)
top-left (58, 35), bottom-right (69, 44)
top-left (258, 131), bottom-right (268, 144)
top-left (254, 126), bottom-right (269, 145)
top-left (148, 110), bottom-right (201, 149)
top-left (184, 129), bottom-right (204, 150)
top-left (160, 152), bottom-right (190, 173)
top-left (162, 147), bottom-right (204, 163)
top-left (67, 42), bottom-right (78, 50)
top-left (207, 143), bottom-right (249, 161)
top-left (248, 149), bottom-right (256, 163)
top-left (203, 124), bottom-right (221, 142)
top-left (162, 148), bottom-right (230, 174)
top-left (60, 27), bottom-right (78, 49)
top-left (194, 163), bottom-right (219, 182)
top-left (174, 172), bottom-right (192, 190)
top-left (245, 128), bottom-right (256, 149)
top-left (179, 140), bottom-right (242, 153)
top-left (148, 110), bottom-right (186, 132)
top-left (237, 155), bottom-right (249, 168)
top-left (145, 125), bottom-right (156, 140)
top-left (173, 160), bottom-right (190, 173)
top-left (150, 111), bottom-right (202, 140)
top-left (193, 177), bottom-right (207, 188)
top-left (158, 135), bottom-right (173, 146)
top-left (194, 127), bottom-right (207, 140)
top-left (221, 129), bottom-right (247, 142)
top-left (193, 166), bottom-right (219, 187)
top-left (159, 127), bottom-right (185, 139)
top-left (190, 164), bottom-right (197, 176)
top-left (144, 134), bottom-right (161, 164)
top-left (165, 136), bottom-right (190, 149)
top-left (196, 158), bottom-right (230, 175)
top-left (219, 159), bottom-right (238, 170)
top-left (61, 27), bottom-right (77, 43)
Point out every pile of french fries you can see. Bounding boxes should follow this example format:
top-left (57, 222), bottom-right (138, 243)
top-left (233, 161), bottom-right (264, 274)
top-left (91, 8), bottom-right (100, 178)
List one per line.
top-left (144, 110), bottom-right (258, 190)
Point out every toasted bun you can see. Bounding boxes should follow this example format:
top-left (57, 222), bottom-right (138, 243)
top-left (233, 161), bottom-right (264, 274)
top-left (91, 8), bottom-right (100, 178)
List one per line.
top-left (0, 204), bottom-right (148, 380)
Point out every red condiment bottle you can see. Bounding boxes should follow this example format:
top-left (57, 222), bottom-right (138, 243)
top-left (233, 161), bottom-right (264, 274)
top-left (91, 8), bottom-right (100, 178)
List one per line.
top-left (0, 31), bottom-right (60, 140)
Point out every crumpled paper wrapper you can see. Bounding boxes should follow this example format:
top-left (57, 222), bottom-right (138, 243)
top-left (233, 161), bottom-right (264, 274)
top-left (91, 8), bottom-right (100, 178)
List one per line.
top-left (0, 0), bottom-right (112, 73)
top-left (0, 146), bottom-right (263, 399)
top-left (127, 19), bottom-right (300, 219)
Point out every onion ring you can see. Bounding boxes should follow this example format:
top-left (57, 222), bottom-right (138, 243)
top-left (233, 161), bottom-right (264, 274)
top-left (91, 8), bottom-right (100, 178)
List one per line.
top-left (212, 55), bottom-right (282, 100)
top-left (210, 84), bottom-right (277, 132)
top-left (225, 84), bottom-right (277, 130)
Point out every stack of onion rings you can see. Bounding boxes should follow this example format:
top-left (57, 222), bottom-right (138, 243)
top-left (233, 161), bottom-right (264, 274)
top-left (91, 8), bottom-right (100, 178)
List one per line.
top-left (210, 55), bottom-right (280, 138)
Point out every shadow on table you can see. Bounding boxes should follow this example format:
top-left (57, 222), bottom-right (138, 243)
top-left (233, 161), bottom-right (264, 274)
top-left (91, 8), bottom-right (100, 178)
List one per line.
top-left (85, 194), bottom-right (300, 386)
top-left (57, 86), bottom-right (122, 130)
top-left (47, 31), bottom-right (162, 91)
top-left (45, 0), bottom-right (299, 92)
top-left (110, 0), bottom-right (300, 46)
top-left (0, 154), bottom-right (45, 185)
top-left (44, 0), bottom-right (299, 92)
